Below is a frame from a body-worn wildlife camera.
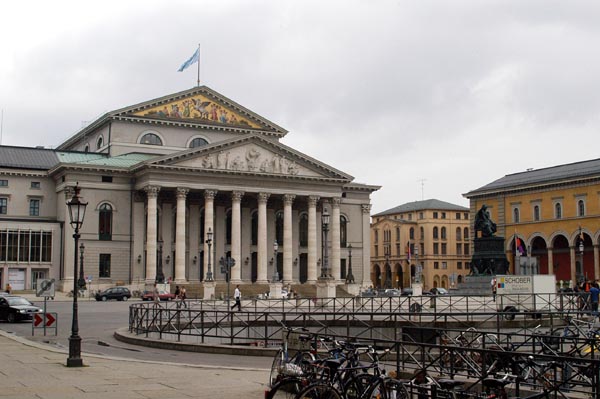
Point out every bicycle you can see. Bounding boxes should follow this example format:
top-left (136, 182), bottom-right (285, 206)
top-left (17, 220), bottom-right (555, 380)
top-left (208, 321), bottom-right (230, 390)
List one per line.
top-left (269, 326), bottom-right (317, 387)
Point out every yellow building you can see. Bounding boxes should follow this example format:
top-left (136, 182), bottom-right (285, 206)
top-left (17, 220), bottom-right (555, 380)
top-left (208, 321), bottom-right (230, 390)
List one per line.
top-left (464, 159), bottom-right (600, 286)
top-left (371, 199), bottom-right (471, 290)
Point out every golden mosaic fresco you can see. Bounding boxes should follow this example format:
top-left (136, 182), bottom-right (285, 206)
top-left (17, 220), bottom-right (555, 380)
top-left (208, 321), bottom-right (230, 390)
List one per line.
top-left (133, 95), bottom-right (260, 128)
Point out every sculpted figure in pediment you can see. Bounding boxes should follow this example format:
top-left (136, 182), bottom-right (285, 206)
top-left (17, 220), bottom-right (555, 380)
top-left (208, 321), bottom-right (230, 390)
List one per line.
top-left (217, 151), bottom-right (230, 169)
top-left (230, 156), bottom-right (245, 171)
top-left (202, 155), bottom-right (215, 169)
top-left (272, 154), bottom-right (281, 173)
top-left (288, 161), bottom-right (299, 175)
top-left (260, 158), bottom-right (271, 173)
top-left (245, 148), bottom-right (261, 171)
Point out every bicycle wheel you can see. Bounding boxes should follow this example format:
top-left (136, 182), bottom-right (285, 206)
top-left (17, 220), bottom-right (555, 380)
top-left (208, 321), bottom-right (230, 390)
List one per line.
top-left (266, 377), bottom-right (305, 399)
top-left (344, 373), bottom-right (380, 399)
top-left (270, 349), bottom-right (284, 387)
top-left (296, 383), bottom-right (343, 399)
top-left (381, 378), bottom-right (409, 399)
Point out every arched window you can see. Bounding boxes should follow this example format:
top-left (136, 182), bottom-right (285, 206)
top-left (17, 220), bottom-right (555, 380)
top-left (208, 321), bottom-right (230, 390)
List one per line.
top-left (340, 215), bottom-right (348, 247)
top-left (555, 203), bottom-right (562, 219)
top-left (96, 136), bottom-right (104, 149)
top-left (463, 227), bottom-right (469, 239)
top-left (275, 211), bottom-right (284, 245)
top-left (513, 208), bottom-right (520, 223)
top-left (99, 203), bottom-right (113, 241)
top-left (441, 227), bottom-right (447, 240)
top-left (433, 227), bottom-right (439, 240)
top-left (456, 227), bottom-right (462, 241)
top-left (226, 210), bottom-right (232, 245)
top-left (251, 211), bottom-right (258, 246)
top-left (533, 205), bottom-right (540, 221)
top-left (299, 213), bottom-right (308, 247)
top-left (409, 227), bottom-right (415, 240)
top-left (140, 133), bottom-right (163, 146)
top-left (578, 200), bottom-right (585, 217)
top-left (189, 137), bottom-right (209, 148)
top-left (84, 144), bottom-right (89, 153)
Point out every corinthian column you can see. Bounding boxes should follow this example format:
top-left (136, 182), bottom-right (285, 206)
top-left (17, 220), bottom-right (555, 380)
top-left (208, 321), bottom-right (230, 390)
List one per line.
top-left (231, 191), bottom-right (244, 283)
top-left (203, 190), bottom-right (217, 279)
top-left (145, 186), bottom-right (160, 283)
top-left (175, 187), bottom-right (189, 283)
top-left (257, 192), bottom-right (270, 283)
top-left (307, 196), bottom-right (320, 282)
top-left (283, 194), bottom-right (296, 283)
top-left (331, 197), bottom-right (341, 281)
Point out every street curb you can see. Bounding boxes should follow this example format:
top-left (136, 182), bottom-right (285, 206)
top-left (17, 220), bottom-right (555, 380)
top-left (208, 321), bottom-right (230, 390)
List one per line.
top-left (114, 327), bottom-right (277, 358)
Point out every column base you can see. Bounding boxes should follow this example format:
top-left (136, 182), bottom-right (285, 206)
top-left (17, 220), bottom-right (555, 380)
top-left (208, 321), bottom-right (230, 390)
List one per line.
top-left (411, 283), bottom-right (423, 296)
top-left (344, 283), bottom-right (361, 296)
top-left (316, 278), bottom-right (337, 298)
top-left (174, 278), bottom-right (187, 284)
top-left (230, 279), bottom-right (243, 285)
top-left (255, 279), bottom-right (269, 284)
top-left (60, 278), bottom-right (75, 293)
top-left (203, 281), bottom-right (216, 300)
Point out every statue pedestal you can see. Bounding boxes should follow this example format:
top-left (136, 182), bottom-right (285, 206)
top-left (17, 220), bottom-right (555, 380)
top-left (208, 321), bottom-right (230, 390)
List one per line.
top-left (412, 283), bottom-right (423, 296)
top-left (316, 278), bottom-right (337, 298)
top-left (269, 282), bottom-right (283, 299)
top-left (345, 283), bottom-right (361, 296)
top-left (203, 281), bottom-right (216, 300)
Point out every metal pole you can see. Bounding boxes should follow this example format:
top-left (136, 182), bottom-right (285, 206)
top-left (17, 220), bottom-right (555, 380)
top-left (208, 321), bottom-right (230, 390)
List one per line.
top-left (67, 229), bottom-right (83, 367)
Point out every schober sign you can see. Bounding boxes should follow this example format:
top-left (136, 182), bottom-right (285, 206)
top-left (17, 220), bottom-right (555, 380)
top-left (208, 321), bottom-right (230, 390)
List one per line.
top-left (497, 275), bottom-right (532, 294)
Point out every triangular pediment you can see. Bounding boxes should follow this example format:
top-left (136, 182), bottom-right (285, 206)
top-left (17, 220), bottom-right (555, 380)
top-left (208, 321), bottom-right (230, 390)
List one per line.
top-left (113, 86), bottom-right (286, 135)
top-left (143, 134), bottom-right (353, 181)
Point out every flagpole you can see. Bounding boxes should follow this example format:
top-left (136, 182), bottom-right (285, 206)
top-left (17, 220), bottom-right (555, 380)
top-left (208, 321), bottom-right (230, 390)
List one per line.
top-left (197, 44), bottom-right (201, 87)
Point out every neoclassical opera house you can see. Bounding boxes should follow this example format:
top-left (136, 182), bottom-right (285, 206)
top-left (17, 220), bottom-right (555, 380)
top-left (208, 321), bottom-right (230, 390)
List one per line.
top-left (0, 87), bottom-right (378, 293)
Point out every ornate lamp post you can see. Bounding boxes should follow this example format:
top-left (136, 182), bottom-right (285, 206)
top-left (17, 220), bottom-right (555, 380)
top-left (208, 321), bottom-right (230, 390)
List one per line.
top-left (345, 244), bottom-right (355, 283)
top-left (78, 243), bottom-right (86, 290)
top-left (578, 226), bottom-right (584, 284)
top-left (272, 240), bottom-right (279, 282)
top-left (156, 239), bottom-right (165, 283)
top-left (66, 184), bottom-right (87, 367)
top-left (205, 228), bottom-right (213, 281)
top-left (321, 207), bottom-right (330, 278)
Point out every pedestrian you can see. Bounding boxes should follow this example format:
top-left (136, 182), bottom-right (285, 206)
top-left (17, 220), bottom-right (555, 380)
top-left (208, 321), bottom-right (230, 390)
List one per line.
top-left (491, 277), bottom-right (497, 302)
top-left (174, 285), bottom-right (181, 307)
top-left (153, 283), bottom-right (160, 307)
top-left (231, 285), bottom-right (241, 311)
top-left (589, 283), bottom-right (600, 316)
top-left (5, 283), bottom-right (11, 294)
top-left (180, 286), bottom-right (187, 308)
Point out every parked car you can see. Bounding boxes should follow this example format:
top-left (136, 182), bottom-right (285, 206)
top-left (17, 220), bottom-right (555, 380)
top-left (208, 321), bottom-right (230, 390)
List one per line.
top-left (0, 295), bottom-right (42, 322)
top-left (360, 288), bottom-right (377, 297)
top-left (400, 288), bottom-right (413, 296)
top-left (429, 287), bottom-right (449, 296)
top-left (95, 287), bottom-right (132, 302)
top-left (382, 289), bottom-right (402, 297)
top-left (141, 290), bottom-right (176, 301)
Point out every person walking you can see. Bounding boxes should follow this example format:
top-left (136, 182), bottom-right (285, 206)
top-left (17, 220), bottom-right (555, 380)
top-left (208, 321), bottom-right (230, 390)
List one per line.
top-left (174, 285), bottom-right (181, 307)
top-left (180, 286), bottom-right (187, 308)
top-left (491, 277), bottom-right (497, 302)
top-left (5, 283), bottom-right (11, 294)
top-left (153, 283), bottom-right (160, 307)
top-left (231, 285), bottom-right (241, 311)
top-left (589, 282), bottom-right (600, 316)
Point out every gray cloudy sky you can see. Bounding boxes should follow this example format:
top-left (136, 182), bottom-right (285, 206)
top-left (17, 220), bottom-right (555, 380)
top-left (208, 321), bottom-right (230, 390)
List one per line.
top-left (2, 1), bottom-right (600, 214)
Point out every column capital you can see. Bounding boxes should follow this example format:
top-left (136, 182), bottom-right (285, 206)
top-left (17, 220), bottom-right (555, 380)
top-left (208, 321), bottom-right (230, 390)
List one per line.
top-left (283, 194), bottom-right (296, 205)
top-left (361, 204), bottom-right (372, 214)
top-left (308, 196), bottom-right (320, 207)
top-left (144, 185), bottom-right (161, 198)
top-left (331, 197), bottom-right (342, 208)
top-left (232, 191), bottom-right (245, 202)
top-left (176, 187), bottom-right (190, 199)
top-left (204, 189), bottom-right (218, 200)
top-left (258, 192), bottom-right (271, 203)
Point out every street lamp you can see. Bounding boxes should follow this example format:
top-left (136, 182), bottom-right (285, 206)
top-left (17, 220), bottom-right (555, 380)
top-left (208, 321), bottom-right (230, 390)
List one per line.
top-left (414, 245), bottom-right (421, 284)
top-left (321, 207), bottom-right (330, 278)
top-left (345, 244), bottom-right (355, 284)
top-left (205, 228), bottom-right (213, 281)
top-left (78, 243), bottom-right (86, 290)
top-left (156, 239), bottom-right (165, 283)
top-left (272, 240), bottom-right (279, 282)
top-left (66, 184), bottom-right (87, 367)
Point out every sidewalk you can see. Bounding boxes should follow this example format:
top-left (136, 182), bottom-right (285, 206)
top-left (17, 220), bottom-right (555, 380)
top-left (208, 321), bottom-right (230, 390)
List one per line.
top-left (0, 329), bottom-right (268, 399)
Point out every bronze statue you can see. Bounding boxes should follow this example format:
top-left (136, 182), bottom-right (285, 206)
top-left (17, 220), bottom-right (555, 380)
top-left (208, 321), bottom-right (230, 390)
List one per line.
top-left (474, 204), bottom-right (497, 238)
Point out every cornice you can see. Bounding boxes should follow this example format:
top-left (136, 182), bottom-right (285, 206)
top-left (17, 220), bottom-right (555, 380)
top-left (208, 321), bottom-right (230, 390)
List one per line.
top-left (0, 169), bottom-right (48, 178)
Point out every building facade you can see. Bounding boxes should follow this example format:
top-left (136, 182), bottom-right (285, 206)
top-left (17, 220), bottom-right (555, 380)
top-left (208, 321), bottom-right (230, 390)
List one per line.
top-left (0, 86), bottom-right (378, 292)
top-left (464, 159), bottom-right (600, 286)
top-left (370, 199), bottom-right (471, 290)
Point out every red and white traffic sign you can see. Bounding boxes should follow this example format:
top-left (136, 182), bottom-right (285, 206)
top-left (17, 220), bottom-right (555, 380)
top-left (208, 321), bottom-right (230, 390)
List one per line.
top-left (33, 313), bottom-right (56, 328)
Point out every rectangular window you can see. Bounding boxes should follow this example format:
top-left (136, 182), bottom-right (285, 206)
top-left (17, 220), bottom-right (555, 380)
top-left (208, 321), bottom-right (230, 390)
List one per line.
top-left (99, 254), bottom-right (111, 278)
top-left (434, 262), bottom-right (439, 269)
top-left (41, 232), bottom-right (52, 262)
top-left (30, 232), bottom-right (41, 262)
top-left (408, 214), bottom-right (412, 221)
top-left (419, 212), bottom-right (424, 219)
top-left (0, 231), bottom-right (5, 261)
top-left (420, 243), bottom-right (424, 256)
top-left (433, 243), bottom-right (439, 255)
top-left (6, 230), bottom-right (18, 261)
top-left (465, 262), bottom-right (470, 269)
top-left (441, 212), bottom-right (446, 219)
top-left (456, 212), bottom-right (461, 220)
top-left (441, 243), bottom-right (447, 255)
top-left (31, 181), bottom-right (40, 189)
top-left (374, 245), bottom-right (378, 257)
top-left (433, 212), bottom-right (438, 219)
top-left (29, 199), bottom-right (40, 216)
top-left (18, 231), bottom-right (29, 262)
top-left (396, 243), bottom-right (400, 256)
top-left (0, 179), bottom-right (7, 186)
top-left (442, 262), bottom-right (447, 269)
top-left (102, 176), bottom-right (113, 183)
top-left (464, 244), bottom-right (470, 255)
top-left (0, 198), bottom-right (7, 214)
top-left (457, 262), bottom-right (463, 269)
top-left (456, 244), bottom-right (462, 255)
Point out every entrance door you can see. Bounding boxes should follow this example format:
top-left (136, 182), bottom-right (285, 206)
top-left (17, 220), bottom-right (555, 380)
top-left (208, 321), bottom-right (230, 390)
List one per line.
top-left (8, 269), bottom-right (26, 290)
top-left (299, 253), bottom-right (308, 283)
top-left (31, 270), bottom-right (46, 291)
top-left (251, 252), bottom-right (258, 282)
top-left (277, 253), bottom-right (283, 282)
